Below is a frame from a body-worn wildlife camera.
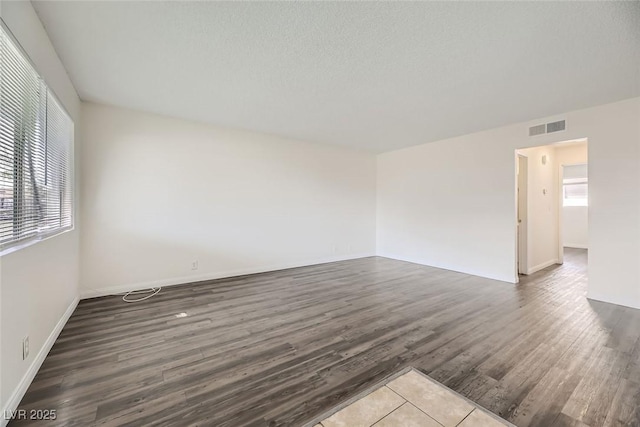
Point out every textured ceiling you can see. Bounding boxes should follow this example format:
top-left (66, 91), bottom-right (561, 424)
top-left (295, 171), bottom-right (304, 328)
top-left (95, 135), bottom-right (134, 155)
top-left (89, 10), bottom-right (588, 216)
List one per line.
top-left (32, 1), bottom-right (640, 152)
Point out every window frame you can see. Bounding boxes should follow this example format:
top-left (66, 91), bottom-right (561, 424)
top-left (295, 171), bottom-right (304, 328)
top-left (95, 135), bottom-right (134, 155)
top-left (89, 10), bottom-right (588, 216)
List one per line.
top-left (562, 177), bottom-right (588, 207)
top-left (0, 20), bottom-right (75, 257)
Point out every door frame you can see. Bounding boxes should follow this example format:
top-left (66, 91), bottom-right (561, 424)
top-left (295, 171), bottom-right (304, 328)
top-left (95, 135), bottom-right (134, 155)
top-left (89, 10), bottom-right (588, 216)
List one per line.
top-left (558, 161), bottom-right (588, 264)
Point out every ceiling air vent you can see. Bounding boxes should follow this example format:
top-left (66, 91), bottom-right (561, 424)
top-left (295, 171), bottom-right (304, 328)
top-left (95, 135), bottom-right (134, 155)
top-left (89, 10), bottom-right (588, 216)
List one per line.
top-left (546, 120), bottom-right (566, 133)
top-left (529, 124), bottom-right (546, 136)
top-left (529, 119), bottom-right (566, 136)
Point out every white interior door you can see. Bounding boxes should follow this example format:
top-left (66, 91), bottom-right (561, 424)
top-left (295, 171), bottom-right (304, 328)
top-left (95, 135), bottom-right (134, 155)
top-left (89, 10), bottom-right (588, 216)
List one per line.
top-left (517, 155), bottom-right (528, 275)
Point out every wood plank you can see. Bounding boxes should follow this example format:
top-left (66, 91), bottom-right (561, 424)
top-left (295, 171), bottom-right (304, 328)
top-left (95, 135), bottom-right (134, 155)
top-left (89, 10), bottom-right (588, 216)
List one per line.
top-left (10, 249), bottom-right (640, 427)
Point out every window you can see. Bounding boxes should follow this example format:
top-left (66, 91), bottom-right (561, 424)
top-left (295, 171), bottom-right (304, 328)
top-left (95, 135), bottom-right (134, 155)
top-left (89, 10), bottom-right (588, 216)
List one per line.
top-left (563, 178), bottom-right (588, 207)
top-left (0, 25), bottom-right (73, 254)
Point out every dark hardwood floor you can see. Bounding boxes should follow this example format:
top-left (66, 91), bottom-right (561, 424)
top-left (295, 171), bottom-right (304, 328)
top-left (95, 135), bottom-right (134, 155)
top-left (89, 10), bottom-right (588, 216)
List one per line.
top-left (12, 249), bottom-right (640, 426)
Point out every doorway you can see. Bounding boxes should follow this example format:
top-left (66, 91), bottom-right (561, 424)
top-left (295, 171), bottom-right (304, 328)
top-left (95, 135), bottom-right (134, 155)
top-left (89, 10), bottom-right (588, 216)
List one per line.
top-left (515, 139), bottom-right (588, 279)
top-left (559, 162), bottom-right (588, 263)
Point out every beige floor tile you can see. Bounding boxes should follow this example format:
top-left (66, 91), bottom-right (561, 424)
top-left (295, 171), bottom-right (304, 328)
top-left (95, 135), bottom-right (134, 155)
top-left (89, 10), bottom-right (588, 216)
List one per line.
top-left (322, 386), bottom-right (406, 427)
top-left (458, 409), bottom-right (509, 427)
top-left (374, 402), bottom-right (442, 427)
top-left (387, 371), bottom-right (474, 427)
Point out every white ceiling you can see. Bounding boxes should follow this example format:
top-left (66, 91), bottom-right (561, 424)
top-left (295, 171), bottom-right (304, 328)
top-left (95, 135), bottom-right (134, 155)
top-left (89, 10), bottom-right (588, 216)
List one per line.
top-left (32, 1), bottom-right (639, 152)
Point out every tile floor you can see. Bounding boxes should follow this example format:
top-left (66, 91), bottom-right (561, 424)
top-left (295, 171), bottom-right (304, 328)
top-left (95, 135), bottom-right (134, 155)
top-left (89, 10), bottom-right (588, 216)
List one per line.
top-left (309, 368), bottom-right (513, 427)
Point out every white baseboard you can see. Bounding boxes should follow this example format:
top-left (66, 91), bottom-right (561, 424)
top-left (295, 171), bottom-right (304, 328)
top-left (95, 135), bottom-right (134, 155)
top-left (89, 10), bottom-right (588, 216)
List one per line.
top-left (80, 253), bottom-right (376, 299)
top-left (587, 291), bottom-right (640, 310)
top-left (1, 297), bottom-right (79, 427)
top-left (376, 252), bottom-right (517, 284)
top-left (564, 244), bottom-right (588, 249)
top-left (526, 259), bottom-right (559, 275)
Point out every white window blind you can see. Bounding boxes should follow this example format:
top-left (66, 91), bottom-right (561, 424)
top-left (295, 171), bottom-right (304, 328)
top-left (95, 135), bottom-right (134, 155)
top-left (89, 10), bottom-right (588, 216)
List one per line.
top-left (563, 179), bottom-right (588, 207)
top-left (0, 25), bottom-right (73, 253)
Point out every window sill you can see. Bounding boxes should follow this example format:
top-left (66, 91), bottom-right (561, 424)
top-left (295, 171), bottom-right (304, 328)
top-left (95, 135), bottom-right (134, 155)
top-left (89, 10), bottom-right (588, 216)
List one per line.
top-left (0, 226), bottom-right (75, 257)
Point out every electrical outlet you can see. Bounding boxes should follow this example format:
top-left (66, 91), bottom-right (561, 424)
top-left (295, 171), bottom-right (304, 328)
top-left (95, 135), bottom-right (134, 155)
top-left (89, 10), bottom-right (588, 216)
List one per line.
top-left (22, 336), bottom-right (29, 360)
top-left (191, 260), bottom-right (198, 270)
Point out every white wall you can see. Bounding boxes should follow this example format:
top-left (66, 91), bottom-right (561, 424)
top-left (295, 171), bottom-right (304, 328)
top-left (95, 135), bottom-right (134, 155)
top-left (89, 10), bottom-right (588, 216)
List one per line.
top-left (79, 103), bottom-right (376, 297)
top-left (563, 207), bottom-right (588, 249)
top-left (557, 146), bottom-right (588, 249)
top-left (562, 162), bottom-right (587, 179)
top-left (0, 0), bottom-right (81, 420)
top-left (516, 145), bottom-right (559, 274)
top-left (377, 97), bottom-right (640, 309)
